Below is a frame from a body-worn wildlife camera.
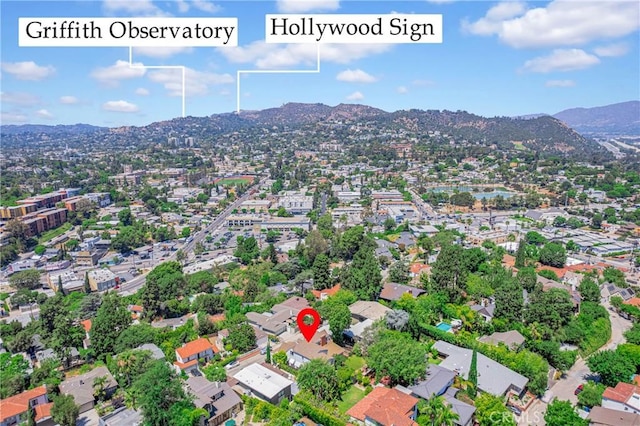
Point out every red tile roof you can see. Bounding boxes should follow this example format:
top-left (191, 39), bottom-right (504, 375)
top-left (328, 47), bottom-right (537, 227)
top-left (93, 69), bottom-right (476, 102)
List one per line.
top-left (0, 385), bottom-right (48, 422)
top-left (173, 359), bottom-right (198, 370)
top-left (603, 382), bottom-right (640, 403)
top-left (311, 284), bottom-right (341, 299)
top-left (409, 263), bottom-right (430, 274)
top-left (34, 402), bottom-right (53, 421)
top-left (536, 265), bottom-right (569, 279)
top-left (80, 319), bottom-right (92, 333)
top-left (176, 337), bottom-right (213, 360)
top-left (346, 387), bottom-right (418, 426)
top-left (625, 298), bottom-right (640, 307)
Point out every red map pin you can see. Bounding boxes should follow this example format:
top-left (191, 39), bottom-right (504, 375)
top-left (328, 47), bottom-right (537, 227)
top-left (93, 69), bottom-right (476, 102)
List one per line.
top-left (297, 307), bottom-right (321, 342)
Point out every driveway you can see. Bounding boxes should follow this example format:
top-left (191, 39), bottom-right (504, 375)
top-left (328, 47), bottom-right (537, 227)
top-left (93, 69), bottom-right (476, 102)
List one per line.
top-left (517, 305), bottom-right (631, 425)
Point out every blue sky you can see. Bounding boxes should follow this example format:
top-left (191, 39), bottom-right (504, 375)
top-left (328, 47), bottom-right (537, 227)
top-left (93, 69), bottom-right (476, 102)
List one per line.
top-left (1, 0), bottom-right (639, 126)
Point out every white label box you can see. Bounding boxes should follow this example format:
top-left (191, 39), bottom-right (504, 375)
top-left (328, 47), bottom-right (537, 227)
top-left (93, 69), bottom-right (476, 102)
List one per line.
top-left (265, 14), bottom-right (443, 44)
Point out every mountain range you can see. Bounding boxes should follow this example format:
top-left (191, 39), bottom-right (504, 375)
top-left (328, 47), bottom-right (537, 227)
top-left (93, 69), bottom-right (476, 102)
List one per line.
top-left (552, 101), bottom-right (640, 135)
top-left (1, 101), bottom-right (637, 160)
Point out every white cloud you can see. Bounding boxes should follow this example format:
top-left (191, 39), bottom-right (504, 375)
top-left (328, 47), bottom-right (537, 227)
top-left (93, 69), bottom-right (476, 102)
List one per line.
top-left (1, 61), bottom-right (55, 80)
top-left (594, 42), bottom-right (629, 57)
top-left (176, 0), bottom-right (189, 12)
top-left (426, 0), bottom-right (457, 3)
top-left (35, 109), bottom-right (54, 119)
top-left (102, 0), bottom-right (170, 16)
top-left (220, 41), bottom-right (392, 69)
top-left (462, 1), bottom-right (640, 48)
top-left (133, 46), bottom-right (193, 58)
top-left (91, 60), bottom-right (146, 86)
top-left (192, 0), bottom-right (221, 13)
top-left (277, 0), bottom-right (339, 13)
top-left (147, 67), bottom-right (233, 97)
top-left (1, 112), bottom-right (28, 123)
top-left (520, 49), bottom-right (600, 73)
top-left (102, 100), bottom-right (139, 113)
top-left (59, 95), bottom-right (79, 104)
top-left (0, 91), bottom-right (41, 106)
top-left (396, 86), bottom-right (408, 94)
top-left (545, 79), bottom-right (575, 87)
top-left (135, 88), bottom-right (150, 96)
top-left (336, 69), bottom-right (377, 83)
top-left (346, 91), bottom-right (364, 101)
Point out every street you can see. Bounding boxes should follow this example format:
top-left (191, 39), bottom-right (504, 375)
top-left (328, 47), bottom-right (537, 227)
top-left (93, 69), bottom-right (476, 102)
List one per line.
top-left (518, 304), bottom-right (631, 425)
top-left (118, 177), bottom-right (265, 296)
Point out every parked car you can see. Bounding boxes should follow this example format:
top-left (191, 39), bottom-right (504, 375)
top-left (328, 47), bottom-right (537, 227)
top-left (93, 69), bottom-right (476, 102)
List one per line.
top-left (574, 384), bottom-right (584, 395)
top-left (507, 405), bottom-right (522, 416)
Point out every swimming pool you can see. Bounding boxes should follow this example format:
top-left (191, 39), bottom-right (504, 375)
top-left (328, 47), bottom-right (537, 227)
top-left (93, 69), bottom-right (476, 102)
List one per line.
top-left (436, 322), bottom-right (452, 332)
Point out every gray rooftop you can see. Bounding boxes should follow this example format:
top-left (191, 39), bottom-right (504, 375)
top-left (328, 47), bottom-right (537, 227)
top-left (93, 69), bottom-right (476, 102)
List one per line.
top-left (478, 331), bottom-right (525, 349)
top-left (409, 364), bottom-right (456, 399)
top-left (60, 366), bottom-right (118, 406)
top-left (98, 407), bottom-right (143, 426)
top-left (135, 343), bottom-right (165, 360)
top-left (433, 340), bottom-right (528, 396)
top-left (185, 376), bottom-right (242, 417)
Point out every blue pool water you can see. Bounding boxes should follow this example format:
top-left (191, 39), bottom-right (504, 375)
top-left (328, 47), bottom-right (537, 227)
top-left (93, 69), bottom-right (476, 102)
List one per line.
top-left (436, 322), bottom-right (452, 332)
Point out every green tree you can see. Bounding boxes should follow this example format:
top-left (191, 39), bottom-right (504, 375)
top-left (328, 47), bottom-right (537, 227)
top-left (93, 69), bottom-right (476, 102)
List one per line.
top-left (51, 394), bottom-right (79, 426)
top-left (525, 231), bottom-right (546, 245)
top-left (578, 277), bottom-right (600, 303)
top-left (225, 323), bottom-right (256, 353)
top-left (539, 242), bottom-right (567, 268)
top-left (8, 269), bottom-right (41, 290)
top-left (265, 340), bottom-right (271, 364)
top-left (591, 213), bottom-right (603, 229)
top-left (132, 361), bottom-right (191, 426)
top-left (494, 279), bottom-right (523, 323)
top-left (514, 240), bottom-right (527, 268)
top-left (83, 272), bottom-right (91, 294)
top-left (297, 359), bottom-right (341, 401)
top-left (389, 260), bottom-right (410, 284)
top-left (0, 353), bottom-right (29, 398)
top-left (526, 289), bottom-right (574, 331)
top-left (416, 396), bottom-right (459, 426)
top-left (57, 275), bottom-right (65, 295)
top-left (544, 399), bottom-right (588, 426)
top-left (272, 351), bottom-right (288, 368)
top-left (322, 299), bottom-right (351, 345)
top-left (624, 322), bottom-right (640, 345)
top-left (430, 243), bottom-right (467, 301)
top-left (342, 246), bottom-right (382, 300)
top-left (312, 253), bottom-right (331, 290)
top-left (118, 208), bottom-right (133, 226)
top-left (90, 291), bottom-right (132, 358)
top-left (367, 330), bottom-right (427, 385)
top-left (587, 349), bottom-right (635, 387)
top-left (577, 382), bottom-right (605, 408)
top-left (516, 267), bottom-right (538, 293)
top-left (469, 349), bottom-right (478, 398)
top-left (140, 261), bottom-right (184, 319)
top-left (474, 393), bottom-right (516, 426)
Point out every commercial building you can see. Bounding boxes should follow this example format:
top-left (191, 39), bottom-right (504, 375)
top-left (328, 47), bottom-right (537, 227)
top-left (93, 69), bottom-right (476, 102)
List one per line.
top-left (233, 363), bottom-right (293, 405)
top-left (87, 269), bottom-right (118, 292)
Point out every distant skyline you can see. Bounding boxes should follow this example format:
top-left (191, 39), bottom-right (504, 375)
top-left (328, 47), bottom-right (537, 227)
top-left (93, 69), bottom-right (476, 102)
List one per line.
top-left (1, 0), bottom-right (639, 126)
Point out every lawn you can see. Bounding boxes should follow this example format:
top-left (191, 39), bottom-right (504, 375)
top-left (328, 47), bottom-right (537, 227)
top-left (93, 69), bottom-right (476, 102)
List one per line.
top-left (344, 356), bottom-right (365, 371)
top-left (38, 222), bottom-right (72, 243)
top-left (337, 385), bottom-right (365, 413)
top-left (217, 177), bottom-right (254, 186)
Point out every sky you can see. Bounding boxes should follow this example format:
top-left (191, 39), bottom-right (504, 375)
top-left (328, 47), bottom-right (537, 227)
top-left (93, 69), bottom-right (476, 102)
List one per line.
top-left (1, 0), bottom-right (639, 126)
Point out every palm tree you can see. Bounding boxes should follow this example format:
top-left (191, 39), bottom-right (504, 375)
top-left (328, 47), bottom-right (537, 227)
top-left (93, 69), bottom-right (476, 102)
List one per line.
top-left (93, 375), bottom-right (109, 402)
top-left (417, 396), bottom-right (460, 426)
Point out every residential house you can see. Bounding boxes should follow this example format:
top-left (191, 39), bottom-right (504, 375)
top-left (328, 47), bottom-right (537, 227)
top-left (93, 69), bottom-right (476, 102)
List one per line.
top-left (310, 284), bottom-right (341, 301)
top-left (284, 332), bottom-right (347, 368)
top-left (0, 385), bottom-right (53, 426)
top-left (478, 331), bottom-right (526, 350)
top-left (602, 382), bottom-right (640, 414)
top-left (186, 376), bottom-right (242, 426)
top-left (232, 363), bottom-right (293, 405)
top-left (59, 366), bottom-right (118, 413)
top-left (470, 298), bottom-right (496, 323)
top-left (346, 386), bottom-right (418, 426)
top-left (135, 343), bottom-right (165, 360)
top-left (98, 407), bottom-right (143, 426)
top-left (246, 296), bottom-right (309, 336)
top-left (174, 337), bottom-right (217, 374)
top-left (433, 340), bottom-right (529, 397)
top-left (587, 406), bottom-right (640, 425)
top-left (379, 282), bottom-right (425, 302)
top-left (406, 368), bottom-right (476, 426)
top-left (349, 301), bottom-right (391, 323)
